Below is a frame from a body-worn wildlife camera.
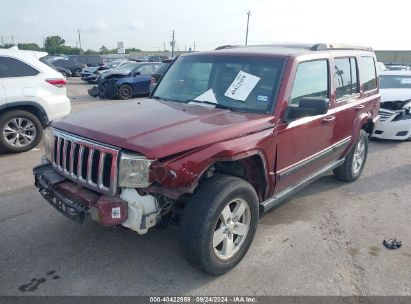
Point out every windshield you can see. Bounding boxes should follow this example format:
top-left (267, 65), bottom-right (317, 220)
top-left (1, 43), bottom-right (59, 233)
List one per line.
top-left (380, 75), bottom-right (411, 89)
top-left (113, 62), bottom-right (137, 72)
top-left (153, 54), bottom-right (285, 113)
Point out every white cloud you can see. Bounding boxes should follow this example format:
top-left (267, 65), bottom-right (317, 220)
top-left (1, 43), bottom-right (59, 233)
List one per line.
top-left (17, 15), bottom-right (39, 24)
top-left (128, 21), bottom-right (145, 31)
top-left (85, 20), bottom-right (109, 32)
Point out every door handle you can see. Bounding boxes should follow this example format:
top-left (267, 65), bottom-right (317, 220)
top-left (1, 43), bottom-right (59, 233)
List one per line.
top-left (355, 105), bottom-right (365, 111)
top-left (322, 116), bottom-right (336, 124)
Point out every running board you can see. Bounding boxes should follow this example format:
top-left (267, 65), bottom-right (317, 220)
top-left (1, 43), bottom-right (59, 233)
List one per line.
top-left (260, 158), bottom-right (345, 213)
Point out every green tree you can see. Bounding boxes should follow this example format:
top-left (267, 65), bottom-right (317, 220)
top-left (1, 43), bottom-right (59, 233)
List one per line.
top-left (17, 43), bottom-right (42, 51)
top-left (44, 36), bottom-right (66, 55)
top-left (125, 48), bottom-right (142, 54)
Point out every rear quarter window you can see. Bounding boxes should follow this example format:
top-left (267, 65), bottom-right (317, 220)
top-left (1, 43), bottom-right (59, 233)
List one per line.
top-left (0, 56), bottom-right (39, 78)
top-left (359, 56), bottom-right (377, 91)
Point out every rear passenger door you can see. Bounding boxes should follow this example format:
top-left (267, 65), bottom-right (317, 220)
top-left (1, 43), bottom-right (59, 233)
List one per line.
top-left (275, 59), bottom-right (340, 194)
top-left (332, 57), bottom-right (361, 143)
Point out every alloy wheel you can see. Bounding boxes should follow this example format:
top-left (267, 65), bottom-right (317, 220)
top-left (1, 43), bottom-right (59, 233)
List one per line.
top-left (352, 138), bottom-right (365, 174)
top-left (2, 117), bottom-right (37, 148)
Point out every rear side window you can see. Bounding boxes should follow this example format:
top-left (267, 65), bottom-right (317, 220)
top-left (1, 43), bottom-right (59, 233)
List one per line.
top-left (0, 56), bottom-right (39, 78)
top-left (359, 57), bottom-right (377, 91)
top-left (334, 57), bottom-right (358, 99)
top-left (289, 60), bottom-right (328, 105)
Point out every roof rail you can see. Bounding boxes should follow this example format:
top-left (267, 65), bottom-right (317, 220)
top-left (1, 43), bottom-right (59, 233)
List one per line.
top-left (214, 43), bottom-right (373, 51)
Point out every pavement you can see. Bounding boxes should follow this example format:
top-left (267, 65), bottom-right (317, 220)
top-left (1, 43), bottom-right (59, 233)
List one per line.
top-left (0, 78), bottom-right (410, 296)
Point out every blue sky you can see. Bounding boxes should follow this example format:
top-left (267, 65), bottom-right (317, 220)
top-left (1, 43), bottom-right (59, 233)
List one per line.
top-left (0, 0), bottom-right (409, 51)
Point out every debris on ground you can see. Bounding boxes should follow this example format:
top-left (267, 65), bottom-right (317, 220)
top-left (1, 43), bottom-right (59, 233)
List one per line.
top-left (383, 238), bottom-right (402, 249)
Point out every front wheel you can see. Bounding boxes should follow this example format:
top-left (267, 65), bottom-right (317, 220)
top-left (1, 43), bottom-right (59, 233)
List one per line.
top-left (74, 69), bottom-right (82, 77)
top-left (179, 175), bottom-right (259, 275)
top-left (118, 84), bottom-right (133, 100)
top-left (333, 129), bottom-right (368, 182)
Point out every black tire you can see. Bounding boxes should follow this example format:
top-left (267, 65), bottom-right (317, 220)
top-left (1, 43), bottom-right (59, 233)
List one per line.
top-left (333, 129), bottom-right (368, 182)
top-left (118, 84), bottom-right (133, 100)
top-left (61, 71), bottom-right (68, 78)
top-left (0, 110), bottom-right (43, 153)
top-left (179, 175), bottom-right (259, 275)
top-left (74, 69), bottom-right (82, 77)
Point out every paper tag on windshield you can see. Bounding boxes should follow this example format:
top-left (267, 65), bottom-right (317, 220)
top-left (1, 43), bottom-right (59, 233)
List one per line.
top-left (194, 89), bottom-right (217, 104)
top-left (224, 70), bottom-right (260, 101)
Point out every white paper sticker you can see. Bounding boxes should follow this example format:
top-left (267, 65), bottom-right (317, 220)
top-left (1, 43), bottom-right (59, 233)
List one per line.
top-left (194, 89), bottom-right (217, 103)
top-left (401, 78), bottom-right (411, 84)
top-left (111, 207), bottom-right (121, 219)
top-left (224, 70), bottom-right (260, 101)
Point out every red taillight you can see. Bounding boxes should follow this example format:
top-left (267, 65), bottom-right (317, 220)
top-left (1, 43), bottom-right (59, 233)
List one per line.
top-left (46, 78), bottom-right (67, 88)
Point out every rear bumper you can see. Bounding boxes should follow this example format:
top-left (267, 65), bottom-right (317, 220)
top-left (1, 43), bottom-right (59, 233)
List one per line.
top-left (43, 95), bottom-right (71, 121)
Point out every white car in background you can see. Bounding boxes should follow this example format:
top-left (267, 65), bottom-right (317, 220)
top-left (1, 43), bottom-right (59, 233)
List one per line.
top-left (0, 47), bottom-right (71, 153)
top-left (372, 71), bottom-right (411, 140)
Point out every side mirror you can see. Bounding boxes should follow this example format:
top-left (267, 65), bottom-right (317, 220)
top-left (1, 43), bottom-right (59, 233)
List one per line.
top-left (283, 97), bottom-right (329, 123)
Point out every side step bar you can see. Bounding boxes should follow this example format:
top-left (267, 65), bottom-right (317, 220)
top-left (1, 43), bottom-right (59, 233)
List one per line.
top-left (260, 158), bottom-right (345, 213)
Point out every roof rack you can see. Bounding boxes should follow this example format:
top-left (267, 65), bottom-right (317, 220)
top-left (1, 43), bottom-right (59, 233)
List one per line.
top-left (214, 43), bottom-right (373, 51)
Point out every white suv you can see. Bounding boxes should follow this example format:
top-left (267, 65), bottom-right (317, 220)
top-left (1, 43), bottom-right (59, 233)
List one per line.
top-left (0, 47), bottom-right (71, 153)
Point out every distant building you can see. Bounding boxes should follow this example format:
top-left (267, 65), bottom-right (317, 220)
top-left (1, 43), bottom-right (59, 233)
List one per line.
top-left (375, 50), bottom-right (411, 65)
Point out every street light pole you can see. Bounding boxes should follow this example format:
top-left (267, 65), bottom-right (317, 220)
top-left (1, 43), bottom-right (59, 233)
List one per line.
top-left (245, 10), bottom-right (251, 46)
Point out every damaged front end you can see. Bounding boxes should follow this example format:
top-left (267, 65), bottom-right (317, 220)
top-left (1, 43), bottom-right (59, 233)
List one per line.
top-left (372, 99), bottom-right (411, 140)
top-left (33, 128), bottom-right (165, 235)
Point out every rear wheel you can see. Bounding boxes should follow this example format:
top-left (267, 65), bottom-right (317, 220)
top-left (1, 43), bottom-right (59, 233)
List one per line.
top-left (61, 71), bottom-right (68, 78)
top-left (179, 175), bottom-right (258, 275)
top-left (0, 110), bottom-right (43, 153)
top-left (333, 129), bottom-right (368, 182)
top-left (118, 84), bottom-right (133, 100)
top-left (74, 68), bottom-right (82, 77)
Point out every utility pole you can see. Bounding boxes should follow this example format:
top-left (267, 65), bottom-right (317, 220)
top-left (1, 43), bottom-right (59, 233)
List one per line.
top-left (42, 37), bottom-right (45, 51)
top-left (245, 10), bottom-right (251, 45)
top-left (171, 30), bottom-right (175, 57)
top-left (193, 41), bottom-right (195, 52)
top-left (11, 35), bottom-right (15, 45)
top-left (163, 42), bottom-right (166, 52)
top-left (77, 29), bottom-right (82, 52)
top-left (1, 36), bottom-right (3, 46)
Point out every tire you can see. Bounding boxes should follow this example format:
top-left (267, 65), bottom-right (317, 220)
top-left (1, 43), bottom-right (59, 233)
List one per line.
top-left (74, 69), bottom-right (82, 77)
top-left (179, 175), bottom-right (259, 275)
top-left (333, 129), bottom-right (368, 182)
top-left (118, 84), bottom-right (133, 100)
top-left (0, 110), bottom-right (43, 153)
top-left (61, 71), bottom-right (68, 78)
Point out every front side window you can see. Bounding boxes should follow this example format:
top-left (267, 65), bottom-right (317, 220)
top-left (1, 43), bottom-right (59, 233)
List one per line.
top-left (289, 60), bottom-right (328, 105)
top-left (153, 55), bottom-right (285, 113)
top-left (359, 56), bottom-right (377, 91)
top-left (136, 65), bottom-right (153, 75)
top-left (379, 75), bottom-right (411, 89)
top-left (334, 57), bottom-right (358, 99)
top-left (0, 56), bottom-right (39, 78)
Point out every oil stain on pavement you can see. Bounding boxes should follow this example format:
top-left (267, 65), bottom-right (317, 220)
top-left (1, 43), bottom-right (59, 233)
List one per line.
top-left (18, 270), bottom-right (60, 292)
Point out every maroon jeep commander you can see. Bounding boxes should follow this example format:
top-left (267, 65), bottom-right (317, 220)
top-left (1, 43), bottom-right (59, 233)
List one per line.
top-left (34, 43), bottom-right (380, 275)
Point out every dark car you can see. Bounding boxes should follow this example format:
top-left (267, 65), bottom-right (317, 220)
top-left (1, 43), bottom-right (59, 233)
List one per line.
top-left (151, 58), bottom-right (173, 82)
top-left (52, 55), bottom-right (103, 76)
top-left (55, 66), bottom-right (72, 77)
top-left (34, 43), bottom-right (379, 275)
top-left (143, 55), bottom-right (168, 62)
top-left (94, 62), bottom-right (160, 99)
top-left (81, 61), bottom-right (125, 83)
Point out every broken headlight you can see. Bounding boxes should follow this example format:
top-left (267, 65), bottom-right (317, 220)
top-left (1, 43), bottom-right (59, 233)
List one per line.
top-left (118, 153), bottom-right (152, 188)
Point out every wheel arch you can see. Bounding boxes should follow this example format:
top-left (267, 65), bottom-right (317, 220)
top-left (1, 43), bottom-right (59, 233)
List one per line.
top-left (0, 102), bottom-right (48, 127)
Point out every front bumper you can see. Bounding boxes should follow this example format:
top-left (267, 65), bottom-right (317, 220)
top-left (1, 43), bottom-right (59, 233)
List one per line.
top-left (34, 163), bottom-right (127, 225)
top-left (372, 119), bottom-right (411, 140)
top-left (34, 163), bottom-right (87, 223)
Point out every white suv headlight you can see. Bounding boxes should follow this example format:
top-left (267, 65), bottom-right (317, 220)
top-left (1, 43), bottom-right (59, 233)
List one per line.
top-left (44, 127), bottom-right (54, 162)
top-left (118, 153), bottom-right (152, 188)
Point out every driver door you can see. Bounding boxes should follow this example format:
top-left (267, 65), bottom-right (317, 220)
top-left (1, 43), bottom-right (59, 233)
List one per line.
top-left (274, 59), bottom-right (340, 194)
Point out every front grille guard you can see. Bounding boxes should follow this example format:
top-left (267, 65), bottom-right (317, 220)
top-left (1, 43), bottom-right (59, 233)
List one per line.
top-left (50, 129), bottom-right (120, 196)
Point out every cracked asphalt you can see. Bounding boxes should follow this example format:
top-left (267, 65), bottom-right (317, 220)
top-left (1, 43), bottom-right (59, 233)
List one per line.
top-left (0, 79), bottom-right (410, 296)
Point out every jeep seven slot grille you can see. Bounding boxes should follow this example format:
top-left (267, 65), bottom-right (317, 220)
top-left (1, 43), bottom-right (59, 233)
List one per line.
top-left (51, 130), bottom-right (119, 196)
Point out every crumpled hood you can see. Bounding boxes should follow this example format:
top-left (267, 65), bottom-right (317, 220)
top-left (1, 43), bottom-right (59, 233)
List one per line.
top-left (52, 99), bottom-right (275, 159)
top-left (380, 88), bottom-right (411, 103)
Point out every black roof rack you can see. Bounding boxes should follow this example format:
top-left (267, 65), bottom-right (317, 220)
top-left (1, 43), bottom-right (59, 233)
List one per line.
top-left (215, 43), bottom-right (373, 51)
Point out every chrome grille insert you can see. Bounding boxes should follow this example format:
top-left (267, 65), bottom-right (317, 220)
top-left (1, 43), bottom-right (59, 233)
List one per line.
top-left (378, 109), bottom-right (395, 122)
top-left (51, 129), bottom-right (119, 196)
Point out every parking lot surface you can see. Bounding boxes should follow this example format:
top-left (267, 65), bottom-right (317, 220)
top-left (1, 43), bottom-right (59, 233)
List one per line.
top-left (0, 79), bottom-right (410, 296)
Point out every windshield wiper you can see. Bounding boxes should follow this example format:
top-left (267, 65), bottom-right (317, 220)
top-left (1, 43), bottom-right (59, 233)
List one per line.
top-left (152, 96), bottom-right (168, 101)
top-left (186, 100), bottom-right (231, 110)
